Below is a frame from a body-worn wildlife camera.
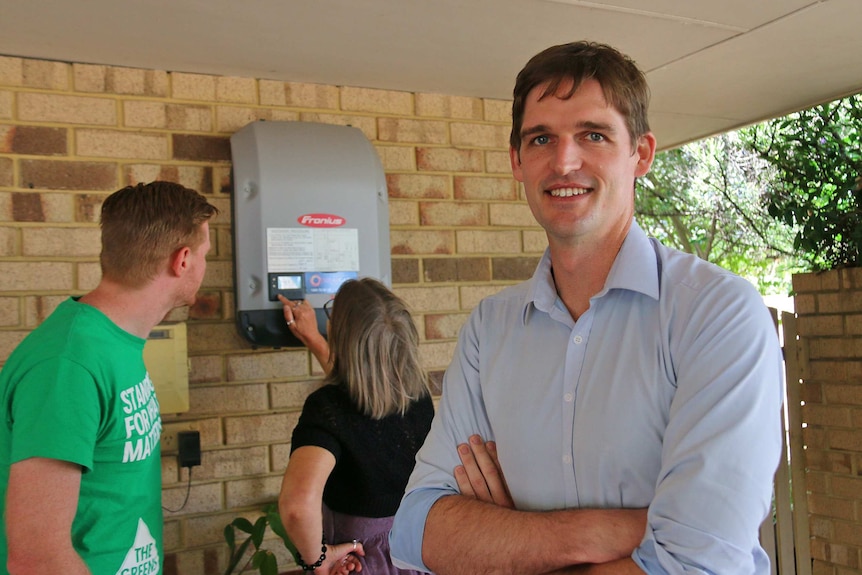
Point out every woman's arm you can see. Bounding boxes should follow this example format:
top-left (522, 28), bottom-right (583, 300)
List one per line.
top-left (278, 446), bottom-right (364, 574)
top-left (278, 296), bottom-right (332, 374)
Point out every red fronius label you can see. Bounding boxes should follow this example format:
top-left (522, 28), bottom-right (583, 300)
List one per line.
top-left (297, 213), bottom-right (346, 227)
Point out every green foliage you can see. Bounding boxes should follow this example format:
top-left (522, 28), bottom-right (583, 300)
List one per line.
top-left (637, 132), bottom-right (801, 294)
top-left (223, 504), bottom-right (299, 575)
top-left (740, 93), bottom-right (862, 270)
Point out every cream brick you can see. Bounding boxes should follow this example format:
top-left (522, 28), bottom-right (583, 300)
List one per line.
top-left (224, 475), bottom-right (282, 509)
top-left (0, 91), bottom-right (12, 120)
top-left (451, 122), bottom-right (510, 148)
top-left (0, 56), bottom-right (23, 86)
top-left (226, 350), bottom-right (309, 381)
top-left (484, 99), bottom-right (512, 123)
top-left (260, 80), bottom-right (340, 109)
top-left (460, 285), bottom-right (505, 310)
top-left (163, 482), bottom-right (223, 517)
top-left (390, 230), bottom-right (454, 255)
top-left (123, 101), bottom-right (166, 128)
top-left (22, 227), bottom-right (100, 257)
top-left (270, 380), bottom-right (326, 409)
top-left (416, 93), bottom-right (483, 120)
top-left (486, 150), bottom-right (513, 174)
top-left (125, 165), bottom-right (213, 195)
top-left (298, 113), bottom-right (376, 140)
top-left (188, 383), bottom-right (268, 414)
top-left (22, 60), bottom-right (68, 90)
top-left (224, 412), bottom-right (300, 445)
top-left (0, 161), bottom-right (11, 188)
top-left (378, 118), bottom-right (448, 144)
top-left (172, 72), bottom-right (217, 102)
top-left (166, 103), bottom-right (213, 131)
top-left (416, 148), bottom-right (483, 172)
top-left (0, 297), bottom-right (20, 327)
top-left (0, 195), bottom-right (14, 222)
top-left (0, 261), bottom-right (74, 291)
top-left (259, 80), bottom-right (288, 106)
top-left (199, 259), bottom-right (232, 289)
top-left (76, 64), bottom-right (165, 96)
top-left (76, 129), bottom-right (167, 159)
top-left (38, 193), bottom-right (76, 223)
top-left (425, 312), bottom-right (470, 340)
top-left (24, 295), bottom-right (67, 327)
top-left (0, 228), bottom-right (18, 257)
top-left (214, 165), bottom-right (232, 194)
top-left (490, 203), bottom-right (539, 227)
top-left (215, 229), bottom-right (232, 261)
top-left (395, 286), bottom-right (460, 313)
top-left (340, 86), bottom-right (413, 115)
top-left (189, 354), bottom-right (224, 384)
top-left (419, 340), bottom-right (457, 370)
top-left (387, 174), bottom-right (451, 199)
top-left (183, 512), bottom-right (246, 548)
top-left (19, 93), bottom-right (117, 126)
top-left (73, 64), bottom-right (109, 93)
top-left (420, 202), bottom-right (487, 227)
top-left (192, 445), bottom-right (269, 482)
top-left (187, 322), bottom-right (250, 353)
top-left (454, 176), bottom-right (517, 201)
top-left (77, 262), bottom-right (102, 291)
top-left (374, 145), bottom-right (415, 171)
top-left (524, 230), bottom-right (548, 253)
top-left (271, 442), bottom-right (292, 472)
top-left (389, 200), bottom-right (419, 226)
top-left (456, 230), bottom-right (522, 254)
top-left (0, 331), bottom-right (29, 363)
top-left (216, 106), bottom-right (272, 133)
top-left (216, 76), bottom-right (257, 104)
top-left (162, 520), bottom-right (180, 552)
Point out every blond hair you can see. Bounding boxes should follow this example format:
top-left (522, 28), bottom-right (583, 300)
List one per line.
top-left (325, 278), bottom-right (430, 419)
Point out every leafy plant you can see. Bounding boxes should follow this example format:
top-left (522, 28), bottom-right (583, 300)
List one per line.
top-left (740, 93), bottom-right (862, 271)
top-left (223, 503), bottom-right (299, 575)
top-left (637, 132), bottom-right (800, 293)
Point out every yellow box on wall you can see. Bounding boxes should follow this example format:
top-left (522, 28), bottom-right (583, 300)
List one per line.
top-left (143, 322), bottom-right (189, 414)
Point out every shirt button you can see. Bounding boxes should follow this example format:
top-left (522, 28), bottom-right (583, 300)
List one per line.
top-left (564, 393), bottom-right (573, 402)
top-left (573, 335), bottom-right (583, 344)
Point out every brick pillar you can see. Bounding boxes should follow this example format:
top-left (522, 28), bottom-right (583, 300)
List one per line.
top-left (794, 268), bottom-right (862, 574)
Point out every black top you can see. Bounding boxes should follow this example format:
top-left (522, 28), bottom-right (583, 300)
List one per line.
top-left (291, 383), bottom-right (434, 518)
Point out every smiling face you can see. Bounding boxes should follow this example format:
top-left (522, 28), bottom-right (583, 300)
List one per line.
top-left (511, 79), bottom-right (655, 250)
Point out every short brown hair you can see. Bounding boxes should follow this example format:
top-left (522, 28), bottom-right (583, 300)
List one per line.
top-left (325, 278), bottom-right (429, 419)
top-left (510, 41), bottom-right (651, 152)
top-left (99, 181), bottom-right (218, 287)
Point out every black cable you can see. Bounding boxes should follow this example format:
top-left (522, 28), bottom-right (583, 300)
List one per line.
top-left (162, 466), bottom-right (193, 512)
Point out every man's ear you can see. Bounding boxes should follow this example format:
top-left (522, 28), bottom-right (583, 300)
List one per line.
top-left (634, 132), bottom-right (657, 178)
top-left (169, 247), bottom-right (191, 277)
top-left (510, 146), bottom-right (524, 183)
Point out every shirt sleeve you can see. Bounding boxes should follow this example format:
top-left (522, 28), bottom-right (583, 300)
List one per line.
top-left (390, 305), bottom-right (496, 571)
top-left (10, 358), bottom-right (101, 471)
top-left (634, 274), bottom-right (784, 574)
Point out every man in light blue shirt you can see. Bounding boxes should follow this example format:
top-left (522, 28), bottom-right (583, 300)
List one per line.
top-left (390, 41), bottom-right (783, 574)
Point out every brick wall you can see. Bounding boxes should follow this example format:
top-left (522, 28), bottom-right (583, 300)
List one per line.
top-left (0, 55), bottom-right (543, 573)
top-left (793, 268), bottom-right (862, 574)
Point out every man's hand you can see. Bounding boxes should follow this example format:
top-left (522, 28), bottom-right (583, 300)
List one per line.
top-left (454, 434), bottom-right (514, 508)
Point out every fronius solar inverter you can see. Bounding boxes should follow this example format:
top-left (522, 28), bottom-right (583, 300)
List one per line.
top-left (230, 121), bottom-right (391, 348)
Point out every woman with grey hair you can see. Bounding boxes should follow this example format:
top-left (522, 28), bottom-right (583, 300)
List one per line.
top-left (278, 278), bottom-right (432, 575)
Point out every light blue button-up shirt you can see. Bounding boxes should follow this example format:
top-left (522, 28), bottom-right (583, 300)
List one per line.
top-left (390, 222), bottom-right (784, 574)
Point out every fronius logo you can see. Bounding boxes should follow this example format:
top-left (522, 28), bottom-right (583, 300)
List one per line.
top-left (297, 214), bottom-right (346, 227)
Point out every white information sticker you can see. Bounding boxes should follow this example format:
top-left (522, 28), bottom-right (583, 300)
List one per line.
top-left (267, 228), bottom-right (359, 272)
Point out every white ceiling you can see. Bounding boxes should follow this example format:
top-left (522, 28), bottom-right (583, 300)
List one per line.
top-left (2, 0), bottom-right (861, 150)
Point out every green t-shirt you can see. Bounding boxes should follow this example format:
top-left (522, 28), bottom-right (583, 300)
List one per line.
top-left (0, 298), bottom-right (163, 574)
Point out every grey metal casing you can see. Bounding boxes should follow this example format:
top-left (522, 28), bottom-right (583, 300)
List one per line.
top-left (230, 121), bottom-right (391, 348)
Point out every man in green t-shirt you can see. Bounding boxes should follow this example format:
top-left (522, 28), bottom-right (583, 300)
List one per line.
top-left (0, 181), bottom-right (218, 574)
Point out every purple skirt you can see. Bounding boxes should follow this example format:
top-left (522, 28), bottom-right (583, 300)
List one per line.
top-left (323, 506), bottom-right (426, 575)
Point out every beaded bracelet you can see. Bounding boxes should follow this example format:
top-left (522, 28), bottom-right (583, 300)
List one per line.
top-left (296, 532), bottom-right (327, 572)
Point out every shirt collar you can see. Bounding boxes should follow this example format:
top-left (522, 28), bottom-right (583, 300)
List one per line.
top-left (522, 220), bottom-right (660, 323)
